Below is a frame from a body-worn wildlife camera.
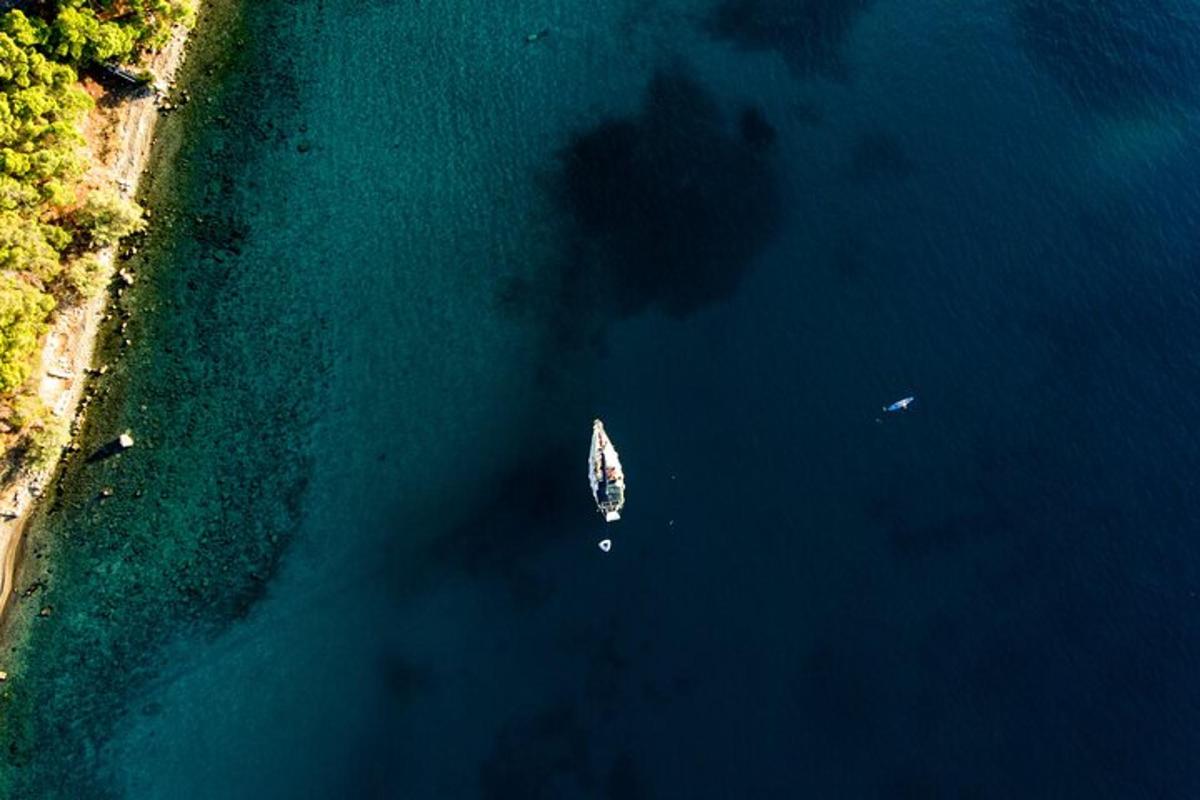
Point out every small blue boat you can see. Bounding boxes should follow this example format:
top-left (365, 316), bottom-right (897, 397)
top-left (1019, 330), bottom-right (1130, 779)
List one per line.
top-left (883, 396), bottom-right (915, 413)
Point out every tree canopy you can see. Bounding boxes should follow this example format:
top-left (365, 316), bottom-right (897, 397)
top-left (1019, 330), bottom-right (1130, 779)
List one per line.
top-left (0, 273), bottom-right (54, 393)
top-left (46, 0), bottom-right (196, 62)
top-left (0, 0), bottom-right (195, 407)
top-left (76, 187), bottom-right (144, 247)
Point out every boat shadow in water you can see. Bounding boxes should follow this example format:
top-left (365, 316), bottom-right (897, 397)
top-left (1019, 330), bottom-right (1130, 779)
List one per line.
top-left (85, 438), bottom-right (129, 464)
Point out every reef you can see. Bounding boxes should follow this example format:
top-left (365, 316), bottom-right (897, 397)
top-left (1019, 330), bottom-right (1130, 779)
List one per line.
top-left (557, 68), bottom-right (782, 318)
top-left (707, 0), bottom-right (873, 79)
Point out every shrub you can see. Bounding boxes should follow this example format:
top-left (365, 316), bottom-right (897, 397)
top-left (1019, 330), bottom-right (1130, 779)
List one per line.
top-left (76, 188), bottom-right (144, 248)
top-left (24, 412), bottom-right (69, 472)
top-left (9, 392), bottom-right (46, 430)
top-left (61, 251), bottom-right (107, 299)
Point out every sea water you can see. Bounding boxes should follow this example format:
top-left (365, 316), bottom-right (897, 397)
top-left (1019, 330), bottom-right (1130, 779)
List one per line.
top-left (5, 0), bottom-right (1200, 797)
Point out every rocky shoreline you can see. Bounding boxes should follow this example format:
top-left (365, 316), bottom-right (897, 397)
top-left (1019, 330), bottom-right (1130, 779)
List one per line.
top-left (0, 23), bottom-right (197, 626)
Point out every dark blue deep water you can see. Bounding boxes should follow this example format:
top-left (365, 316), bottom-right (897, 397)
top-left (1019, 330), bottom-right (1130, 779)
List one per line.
top-left (5, 0), bottom-right (1200, 797)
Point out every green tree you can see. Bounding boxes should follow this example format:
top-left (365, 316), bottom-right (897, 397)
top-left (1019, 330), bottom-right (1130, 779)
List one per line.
top-left (76, 188), bottom-right (144, 248)
top-left (95, 0), bottom-right (197, 49)
top-left (0, 274), bottom-right (53, 393)
top-left (0, 175), bottom-right (40, 210)
top-left (0, 211), bottom-right (67, 282)
top-left (60, 251), bottom-right (106, 299)
top-left (41, 1), bottom-right (189, 63)
top-left (47, 4), bottom-right (135, 63)
top-left (47, 6), bottom-right (93, 63)
top-left (0, 12), bottom-right (48, 50)
top-left (0, 2), bottom-right (195, 405)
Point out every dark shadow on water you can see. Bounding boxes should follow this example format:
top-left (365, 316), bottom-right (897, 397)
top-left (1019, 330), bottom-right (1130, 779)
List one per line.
top-left (429, 442), bottom-right (588, 606)
top-left (794, 99), bottom-right (825, 126)
top-left (795, 629), bottom-right (887, 749)
top-left (85, 437), bottom-right (128, 464)
top-left (378, 651), bottom-right (429, 705)
top-left (847, 129), bottom-right (915, 182)
top-left (493, 274), bottom-right (534, 317)
top-left (883, 769), bottom-right (945, 800)
top-left (738, 106), bottom-right (777, 150)
top-left (605, 752), bottom-right (648, 799)
top-left (480, 703), bottom-right (593, 800)
top-left (706, 0), bottom-right (874, 80)
top-left (885, 511), bottom-right (1012, 560)
top-left (554, 617), bottom-right (633, 721)
top-left (831, 232), bottom-right (867, 281)
top-left (1012, 0), bottom-right (1200, 114)
top-left (554, 67), bottom-right (783, 320)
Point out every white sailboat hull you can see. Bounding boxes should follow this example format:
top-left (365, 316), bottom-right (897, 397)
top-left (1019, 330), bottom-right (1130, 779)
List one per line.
top-left (589, 419), bottom-right (626, 522)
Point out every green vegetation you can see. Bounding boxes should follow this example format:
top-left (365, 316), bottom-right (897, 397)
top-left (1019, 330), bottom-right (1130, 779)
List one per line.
top-left (0, 1), bottom-right (193, 464)
top-left (22, 409), bottom-right (69, 471)
top-left (0, 274), bottom-right (54, 394)
top-left (76, 187), bottom-right (144, 246)
top-left (10, 1), bottom-right (199, 64)
top-left (50, 6), bottom-right (138, 63)
top-left (61, 251), bottom-right (106, 299)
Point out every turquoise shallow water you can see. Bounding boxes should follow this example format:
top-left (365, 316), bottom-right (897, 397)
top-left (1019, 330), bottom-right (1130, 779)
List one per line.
top-left (7, 0), bottom-right (1200, 797)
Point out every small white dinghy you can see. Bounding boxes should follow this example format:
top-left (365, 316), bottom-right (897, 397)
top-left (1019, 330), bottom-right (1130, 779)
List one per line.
top-left (589, 419), bottom-right (626, 524)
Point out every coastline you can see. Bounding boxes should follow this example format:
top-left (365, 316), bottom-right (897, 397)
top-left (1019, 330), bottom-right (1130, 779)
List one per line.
top-left (0, 24), bottom-right (197, 626)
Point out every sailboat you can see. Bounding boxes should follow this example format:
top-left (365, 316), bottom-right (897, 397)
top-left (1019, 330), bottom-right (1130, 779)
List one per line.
top-left (589, 419), bottom-right (626, 522)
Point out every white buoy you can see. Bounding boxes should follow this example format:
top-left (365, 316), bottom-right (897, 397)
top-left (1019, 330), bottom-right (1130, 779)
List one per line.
top-left (598, 539), bottom-right (612, 552)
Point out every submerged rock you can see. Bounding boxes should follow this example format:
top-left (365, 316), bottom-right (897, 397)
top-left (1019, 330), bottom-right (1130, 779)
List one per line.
top-left (739, 107), bottom-right (777, 151)
top-left (558, 69), bottom-right (782, 318)
top-left (707, 0), bottom-right (873, 79)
